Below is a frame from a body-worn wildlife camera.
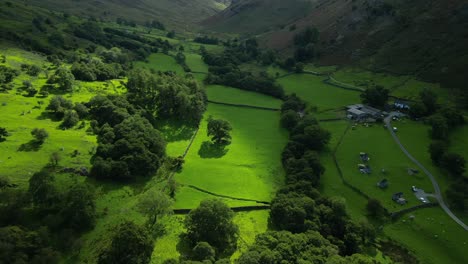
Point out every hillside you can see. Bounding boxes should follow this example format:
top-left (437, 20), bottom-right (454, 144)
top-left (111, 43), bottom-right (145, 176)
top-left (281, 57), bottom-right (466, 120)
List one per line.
top-left (25, 0), bottom-right (229, 28)
top-left (205, 0), bottom-right (468, 95)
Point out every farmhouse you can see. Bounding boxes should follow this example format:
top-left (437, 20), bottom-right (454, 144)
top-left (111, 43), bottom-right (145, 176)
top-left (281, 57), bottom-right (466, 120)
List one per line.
top-left (346, 104), bottom-right (386, 121)
top-left (394, 100), bottom-right (411, 110)
top-left (392, 192), bottom-right (407, 205)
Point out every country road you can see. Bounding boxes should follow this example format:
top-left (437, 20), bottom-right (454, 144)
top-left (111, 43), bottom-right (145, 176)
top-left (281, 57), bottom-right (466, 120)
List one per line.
top-left (385, 114), bottom-right (468, 231)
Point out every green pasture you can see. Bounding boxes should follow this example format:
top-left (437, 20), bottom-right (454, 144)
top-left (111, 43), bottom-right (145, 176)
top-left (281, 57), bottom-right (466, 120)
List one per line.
top-left (135, 53), bottom-right (185, 74)
top-left (333, 67), bottom-right (407, 91)
top-left (174, 103), bottom-right (288, 208)
top-left (384, 206), bottom-right (468, 264)
top-left (394, 121), bottom-right (452, 197)
top-left (205, 85), bottom-right (282, 109)
top-left (185, 53), bottom-right (209, 73)
top-left (277, 74), bottom-right (360, 111)
top-left (391, 79), bottom-right (451, 102)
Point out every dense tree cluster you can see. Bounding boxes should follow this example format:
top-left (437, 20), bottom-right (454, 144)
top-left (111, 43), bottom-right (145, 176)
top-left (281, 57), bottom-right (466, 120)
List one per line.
top-left (87, 95), bottom-right (166, 180)
top-left (47, 66), bottom-right (75, 92)
top-left (201, 39), bottom-right (284, 98)
top-left (184, 199), bottom-right (239, 255)
top-left (126, 69), bottom-right (207, 125)
top-left (45, 95), bottom-right (88, 128)
top-left (238, 231), bottom-right (376, 264)
top-left (293, 27), bottom-right (319, 62)
top-left (71, 59), bottom-right (123, 81)
top-left (0, 65), bottom-right (19, 91)
top-left (0, 168), bottom-right (96, 263)
top-left (98, 221), bottom-right (153, 264)
top-left (238, 95), bottom-right (376, 262)
top-left (360, 85), bottom-right (389, 109)
top-left (194, 36), bottom-right (219, 45)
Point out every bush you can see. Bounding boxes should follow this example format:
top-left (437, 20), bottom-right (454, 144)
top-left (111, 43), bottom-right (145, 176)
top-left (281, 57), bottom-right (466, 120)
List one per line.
top-left (62, 110), bottom-right (80, 128)
top-left (31, 128), bottom-right (49, 143)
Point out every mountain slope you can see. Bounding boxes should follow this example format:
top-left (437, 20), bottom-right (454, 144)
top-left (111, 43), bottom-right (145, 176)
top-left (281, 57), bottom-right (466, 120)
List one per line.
top-left (205, 0), bottom-right (468, 91)
top-left (26, 0), bottom-right (229, 28)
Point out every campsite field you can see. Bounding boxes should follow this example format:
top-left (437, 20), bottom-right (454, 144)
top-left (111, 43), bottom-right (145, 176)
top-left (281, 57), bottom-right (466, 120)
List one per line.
top-left (277, 74), bottom-right (360, 111)
top-left (336, 124), bottom-right (434, 210)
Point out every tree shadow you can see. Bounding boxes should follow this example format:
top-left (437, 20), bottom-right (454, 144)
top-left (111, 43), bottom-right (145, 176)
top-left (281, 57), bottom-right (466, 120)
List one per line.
top-left (18, 140), bottom-right (42, 152)
top-left (198, 141), bottom-right (229, 159)
top-left (176, 233), bottom-right (193, 261)
top-left (36, 111), bottom-right (62, 121)
top-left (156, 119), bottom-right (197, 142)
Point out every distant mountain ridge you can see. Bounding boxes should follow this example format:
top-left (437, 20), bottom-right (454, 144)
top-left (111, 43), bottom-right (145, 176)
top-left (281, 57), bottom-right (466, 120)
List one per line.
top-left (204, 0), bottom-right (468, 91)
top-left (25, 0), bottom-right (229, 28)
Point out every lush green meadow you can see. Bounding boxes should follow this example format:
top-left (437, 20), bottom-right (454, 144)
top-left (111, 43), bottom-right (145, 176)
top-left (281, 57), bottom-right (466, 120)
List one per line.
top-left (184, 53), bottom-right (209, 73)
top-left (135, 53), bottom-right (185, 74)
top-left (173, 103), bottom-right (288, 208)
top-left (384, 206), bottom-right (468, 264)
top-left (205, 85), bottom-right (282, 108)
top-left (277, 74), bottom-right (360, 111)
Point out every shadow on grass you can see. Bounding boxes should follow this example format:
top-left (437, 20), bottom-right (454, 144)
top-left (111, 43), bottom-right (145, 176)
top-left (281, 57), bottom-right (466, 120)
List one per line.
top-left (156, 119), bottom-right (197, 142)
top-left (18, 140), bottom-right (42, 152)
top-left (36, 111), bottom-right (62, 121)
top-left (198, 141), bottom-right (229, 159)
top-left (176, 233), bottom-right (237, 261)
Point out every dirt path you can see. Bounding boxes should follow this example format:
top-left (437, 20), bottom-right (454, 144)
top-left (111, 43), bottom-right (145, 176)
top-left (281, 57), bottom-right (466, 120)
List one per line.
top-left (385, 114), bottom-right (468, 231)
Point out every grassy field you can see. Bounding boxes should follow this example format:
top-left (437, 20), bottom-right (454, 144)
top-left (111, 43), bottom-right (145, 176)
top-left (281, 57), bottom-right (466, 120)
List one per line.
top-left (384, 206), bottom-right (468, 264)
top-left (173, 103), bottom-right (288, 208)
top-left (205, 85), bottom-right (282, 109)
top-left (135, 53), bottom-right (185, 75)
top-left (332, 67), bottom-right (452, 102)
top-left (185, 53), bottom-right (209, 73)
top-left (277, 74), bottom-right (360, 111)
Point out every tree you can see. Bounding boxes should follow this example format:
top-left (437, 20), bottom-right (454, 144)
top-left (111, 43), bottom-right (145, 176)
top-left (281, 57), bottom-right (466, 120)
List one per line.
top-left (280, 110), bottom-right (300, 130)
top-left (420, 89), bottom-right (438, 114)
top-left (98, 221), bottom-right (153, 264)
top-left (0, 127), bottom-right (9, 141)
top-left (366, 198), bottom-right (385, 218)
top-left (62, 110), bottom-right (80, 128)
top-left (31, 128), bottom-right (49, 144)
top-left (28, 170), bottom-right (60, 209)
top-left (46, 95), bottom-right (73, 118)
top-left (185, 199), bottom-right (238, 252)
top-left (441, 153), bottom-right (466, 176)
top-left (49, 152), bottom-right (61, 167)
top-left (207, 117), bottom-right (232, 145)
top-left (429, 114), bottom-right (449, 140)
top-left (360, 85), bottom-right (389, 108)
top-left (0, 226), bottom-right (60, 264)
top-left (48, 66), bottom-right (75, 92)
top-left (429, 140), bottom-right (448, 165)
top-left (59, 183), bottom-right (96, 231)
top-left (270, 193), bottom-right (315, 232)
top-left (192, 242), bottom-right (216, 262)
top-left (137, 190), bottom-right (173, 229)
top-left (292, 124), bottom-right (331, 151)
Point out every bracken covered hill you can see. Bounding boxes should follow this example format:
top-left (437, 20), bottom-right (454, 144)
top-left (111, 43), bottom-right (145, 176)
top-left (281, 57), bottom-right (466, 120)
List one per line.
top-left (25, 0), bottom-right (229, 27)
top-left (205, 0), bottom-right (468, 94)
